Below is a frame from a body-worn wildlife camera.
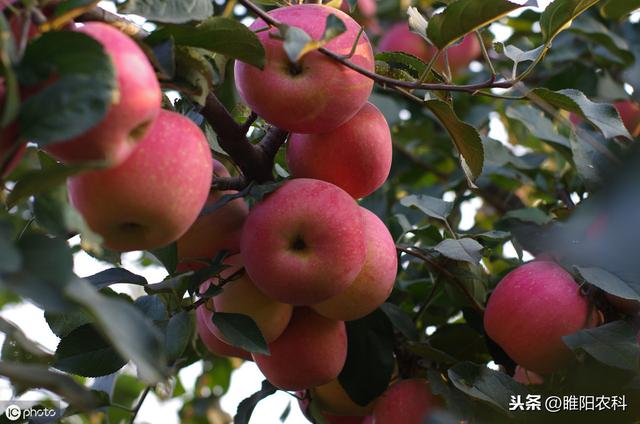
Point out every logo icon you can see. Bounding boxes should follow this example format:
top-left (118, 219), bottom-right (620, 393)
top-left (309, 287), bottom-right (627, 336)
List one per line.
top-left (4, 404), bottom-right (21, 421)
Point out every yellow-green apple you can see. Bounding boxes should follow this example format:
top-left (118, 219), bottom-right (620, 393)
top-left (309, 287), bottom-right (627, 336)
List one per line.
top-left (513, 366), bottom-right (544, 385)
top-left (234, 4), bottom-right (374, 134)
top-left (287, 102), bottom-right (392, 199)
top-left (373, 379), bottom-right (438, 424)
top-left (378, 23), bottom-right (480, 73)
top-left (68, 109), bottom-right (213, 251)
top-left (484, 261), bottom-right (595, 374)
top-left (298, 394), bottom-right (373, 424)
top-left (253, 307), bottom-right (347, 390)
top-left (45, 22), bottom-right (161, 165)
top-left (240, 178), bottom-right (366, 305)
top-left (196, 305), bottom-right (252, 360)
top-left (203, 254), bottom-right (293, 343)
top-left (313, 207), bottom-right (397, 321)
top-left (176, 160), bottom-right (248, 271)
top-left (310, 378), bottom-right (374, 416)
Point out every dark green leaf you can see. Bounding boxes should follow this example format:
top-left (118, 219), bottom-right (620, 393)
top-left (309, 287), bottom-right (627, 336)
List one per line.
top-left (505, 104), bottom-right (571, 149)
top-left (540, 0), bottom-right (600, 42)
top-left (122, 0), bottom-right (213, 24)
top-left (448, 362), bottom-right (528, 412)
top-left (17, 234), bottom-right (74, 285)
top-left (134, 295), bottom-right (169, 321)
top-left (339, 310), bottom-right (395, 406)
top-left (45, 307), bottom-right (93, 338)
top-left (235, 380), bottom-right (277, 424)
top-left (380, 303), bottom-right (418, 341)
top-left (503, 208), bottom-right (551, 225)
top-left (400, 194), bottom-right (453, 221)
top-left (600, 0), bottom-right (640, 19)
top-left (563, 321), bottom-right (640, 371)
top-left (434, 238), bottom-right (483, 264)
top-left (165, 311), bottom-right (194, 363)
top-left (576, 267), bottom-right (640, 301)
top-left (425, 99), bottom-right (484, 183)
top-left (0, 221), bottom-right (20, 273)
top-left (570, 15), bottom-right (634, 64)
top-left (211, 312), bottom-right (269, 355)
top-left (426, 0), bottom-right (534, 49)
top-left (54, 324), bottom-right (127, 377)
top-left (321, 13), bottom-right (347, 41)
top-left (83, 268), bottom-right (148, 290)
top-left (149, 243), bottom-right (178, 274)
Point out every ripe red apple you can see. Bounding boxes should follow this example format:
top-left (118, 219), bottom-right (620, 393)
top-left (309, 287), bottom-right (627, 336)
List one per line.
top-left (196, 305), bottom-right (252, 360)
top-left (45, 22), bottom-right (161, 165)
top-left (287, 102), bottom-right (392, 199)
top-left (513, 366), bottom-right (544, 385)
top-left (484, 261), bottom-right (595, 374)
top-left (176, 160), bottom-right (248, 271)
top-left (68, 109), bottom-right (213, 252)
top-left (613, 100), bottom-right (640, 137)
top-left (253, 308), bottom-right (347, 390)
top-left (373, 379), bottom-right (437, 424)
top-left (310, 378), bottom-right (374, 416)
top-left (313, 207), bottom-right (397, 321)
top-left (234, 4), bottom-right (374, 134)
top-left (378, 23), bottom-right (480, 73)
top-left (202, 254), bottom-right (293, 343)
top-left (240, 178), bottom-right (366, 305)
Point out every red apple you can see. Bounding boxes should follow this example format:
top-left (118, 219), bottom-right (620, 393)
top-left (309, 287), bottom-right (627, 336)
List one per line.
top-left (234, 4), bottom-right (374, 134)
top-left (68, 109), bottom-right (213, 252)
top-left (613, 100), bottom-right (640, 137)
top-left (240, 178), bottom-right (367, 305)
top-left (45, 22), bottom-right (161, 165)
top-left (287, 102), bottom-right (392, 199)
top-left (484, 261), bottom-right (595, 374)
top-left (313, 207), bottom-right (397, 321)
top-left (378, 23), bottom-right (480, 74)
top-left (176, 160), bottom-right (248, 271)
top-left (202, 254), bottom-right (293, 343)
top-left (253, 308), bottom-right (347, 390)
top-left (373, 379), bottom-right (437, 424)
top-left (513, 366), bottom-right (544, 385)
top-left (196, 305), bottom-right (252, 360)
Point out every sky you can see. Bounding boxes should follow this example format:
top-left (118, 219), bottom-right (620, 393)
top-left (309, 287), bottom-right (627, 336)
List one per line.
top-left (0, 0), bottom-right (564, 422)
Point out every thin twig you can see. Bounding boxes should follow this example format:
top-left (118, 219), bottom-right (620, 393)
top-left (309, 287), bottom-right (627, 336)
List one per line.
top-left (128, 386), bottom-right (151, 424)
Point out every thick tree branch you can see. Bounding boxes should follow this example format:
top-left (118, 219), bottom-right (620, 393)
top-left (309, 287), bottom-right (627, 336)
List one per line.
top-left (259, 127), bottom-right (289, 161)
top-left (77, 8), bottom-right (148, 39)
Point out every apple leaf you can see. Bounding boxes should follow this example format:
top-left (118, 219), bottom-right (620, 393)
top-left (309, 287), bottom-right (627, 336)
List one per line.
top-left (426, 0), bottom-right (536, 49)
top-left (530, 88), bottom-right (631, 140)
top-left (448, 362), bottom-right (529, 412)
top-left (569, 15), bottom-right (634, 64)
top-left (505, 104), bottom-right (571, 149)
top-left (425, 99), bottom-right (484, 184)
top-left (380, 303), bottom-right (419, 341)
top-left (82, 268), bottom-right (148, 290)
top-left (339, 309), bottom-right (395, 406)
top-left (400, 194), bottom-right (453, 221)
top-left (211, 312), bottom-right (269, 355)
top-left (599, 0), bottom-right (640, 20)
top-left (235, 380), bottom-right (277, 424)
top-left (540, 0), bottom-right (600, 43)
top-left (54, 324), bottom-right (128, 378)
top-left (0, 221), bottom-right (20, 273)
top-left (563, 321), bottom-right (640, 371)
top-left (122, 0), bottom-right (213, 24)
top-left (165, 311), bottom-right (194, 363)
top-left (134, 295), bottom-right (170, 322)
top-left (434, 238), bottom-right (484, 264)
top-left (280, 13), bottom-right (347, 63)
top-left (575, 267), bottom-right (640, 301)
top-left (503, 208), bottom-right (552, 225)
top-left (152, 17), bottom-right (265, 69)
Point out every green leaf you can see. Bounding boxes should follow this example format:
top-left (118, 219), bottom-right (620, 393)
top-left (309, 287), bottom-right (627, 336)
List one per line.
top-left (83, 268), bottom-right (148, 290)
top-left (502, 44), bottom-right (545, 73)
top-left (426, 0), bottom-right (534, 49)
top-left (134, 295), bottom-right (169, 321)
top-left (149, 243), bottom-right (178, 274)
top-left (379, 303), bottom-right (419, 341)
top-left (235, 380), bottom-right (277, 424)
top-left (322, 13), bottom-right (347, 41)
top-left (45, 307), bottom-right (93, 338)
top-left (425, 99), bottom-right (484, 183)
top-left (152, 17), bottom-right (265, 68)
top-left (600, 0), bottom-right (640, 20)
top-left (540, 0), bottom-right (601, 43)
top-left (503, 208), bottom-right (552, 225)
top-left (0, 221), bottom-right (20, 273)
top-left (563, 321), bottom-right (640, 371)
top-left (575, 267), bottom-right (640, 301)
top-left (54, 324), bottom-right (127, 378)
top-left (339, 310), bottom-right (395, 406)
top-left (122, 0), bottom-right (213, 24)
top-left (448, 362), bottom-right (529, 412)
top-left (569, 15), bottom-right (634, 64)
top-left (434, 238), bottom-right (484, 264)
top-left (531, 88), bottom-right (631, 140)
top-left (66, 279), bottom-right (168, 384)
top-left (400, 194), bottom-right (453, 221)
top-left (211, 312), bottom-right (269, 355)
top-left (18, 234), bottom-right (74, 285)
top-left (279, 13), bottom-right (347, 63)
top-left (7, 161), bottom-right (99, 208)
top-left (505, 104), bottom-right (571, 149)
top-left (165, 311), bottom-right (194, 363)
